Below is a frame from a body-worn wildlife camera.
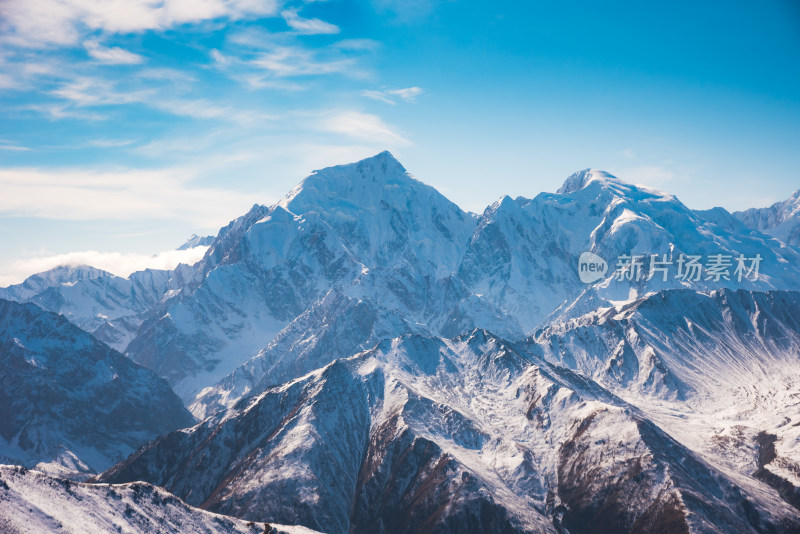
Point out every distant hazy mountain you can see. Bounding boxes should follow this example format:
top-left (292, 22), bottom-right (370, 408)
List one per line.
top-left (0, 299), bottom-right (193, 479)
top-left (734, 189), bottom-right (800, 247)
top-left (0, 262), bottom-right (198, 352)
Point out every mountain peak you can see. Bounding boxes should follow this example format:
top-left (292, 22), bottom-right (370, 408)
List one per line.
top-left (177, 233), bottom-right (214, 250)
top-left (557, 168), bottom-right (623, 194)
top-left (276, 151), bottom-right (461, 222)
top-left (280, 151), bottom-right (410, 209)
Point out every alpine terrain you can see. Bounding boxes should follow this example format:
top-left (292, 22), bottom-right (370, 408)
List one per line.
top-left (2, 152), bottom-right (800, 533)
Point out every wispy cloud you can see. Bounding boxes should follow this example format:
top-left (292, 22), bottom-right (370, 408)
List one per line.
top-left (39, 74), bottom-right (261, 123)
top-left (84, 40), bottom-right (144, 65)
top-left (319, 111), bottom-right (411, 146)
top-left (26, 103), bottom-right (106, 121)
top-left (281, 8), bottom-right (340, 35)
top-left (0, 140), bottom-right (31, 151)
top-left (49, 77), bottom-right (153, 107)
top-left (0, 166), bottom-right (260, 226)
top-left (252, 46), bottom-right (358, 77)
top-left (215, 29), bottom-right (374, 89)
top-left (362, 86), bottom-right (423, 105)
top-left (0, 246), bottom-right (210, 286)
top-left (87, 138), bottom-right (136, 148)
top-left (150, 97), bottom-right (270, 124)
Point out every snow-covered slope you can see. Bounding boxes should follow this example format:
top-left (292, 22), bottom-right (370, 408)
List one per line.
top-left (526, 288), bottom-right (800, 515)
top-left (0, 465), bottom-right (319, 534)
top-left (0, 299), bottom-right (194, 479)
top-left (128, 151), bottom-right (485, 402)
top-left (98, 331), bottom-right (800, 533)
top-left (132, 158), bottom-right (800, 418)
top-left (734, 189), bottom-right (800, 247)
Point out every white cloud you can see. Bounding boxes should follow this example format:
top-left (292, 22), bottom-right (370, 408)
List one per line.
top-left (50, 77), bottom-right (154, 107)
top-left (362, 86), bottom-right (423, 105)
top-left (0, 166), bottom-right (260, 226)
top-left (151, 97), bottom-right (269, 123)
top-left (0, 246), bottom-right (210, 286)
top-left (281, 8), bottom-right (340, 35)
top-left (41, 75), bottom-right (261, 123)
top-left (252, 46), bottom-right (357, 77)
top-left (319, 111), bottom-right (411, 146)
top-left (1, 0), bottom-right (280, 47)
top-left (84, 40), bottom-right (145, 65)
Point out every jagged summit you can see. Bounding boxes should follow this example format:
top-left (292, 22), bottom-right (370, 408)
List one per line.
top-left (177, 233), bottom-right (214, 250)
top-left (734, 188), bottom-right (800, 246)
top-left (277, 151), bottom-right (430, 213)
top-left (557, 168), bottom-right (623, 194)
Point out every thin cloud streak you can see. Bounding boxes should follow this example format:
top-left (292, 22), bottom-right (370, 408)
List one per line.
top-left (0, 167), bottom-right (259, 226)
top-left (0, 246), bottom-right (210, 286)
top-left (84, 40), bottom-right (145, 65)
top-left (281, 8), bottom-right (340, 35)
top-left (319, 111), bottom-right (412, 146)
top-left (362, 86), bottom-right (423, 105)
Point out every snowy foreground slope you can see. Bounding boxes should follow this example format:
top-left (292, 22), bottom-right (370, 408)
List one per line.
top-left (0, 299), bottom-right (193, 479)
top-left (0, 465), bottom-right (319, 534)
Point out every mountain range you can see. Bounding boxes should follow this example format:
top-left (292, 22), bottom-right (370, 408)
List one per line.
top-left (2, 151), bottom-right (799, 533)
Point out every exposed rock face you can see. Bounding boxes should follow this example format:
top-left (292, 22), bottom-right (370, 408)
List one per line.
top-left (0, 299), bottom-right (194, 479)
top-left (98, 331), bottom-right (800, 533)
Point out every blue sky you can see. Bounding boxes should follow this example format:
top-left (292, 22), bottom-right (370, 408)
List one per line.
top-left (1, 0), bottom-right (799, 284)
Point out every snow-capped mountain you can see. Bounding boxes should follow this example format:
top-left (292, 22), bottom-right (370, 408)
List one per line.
top-left (98, 330), bottom-right (800, 533)
top-left (128, 152), bottom-right (490, 402)
top-left (734, 189), bottom-right (800, 247)
top-left (5, 152), bottom-right (800, 533)
top-left (0, 299), bottom-right (193, 479)
top-left (179, 160), bottom-right (800, 418)
top-left (0, 465), bottom-right (319, 534)
top-left (461, 169), bottom-right (800, 332)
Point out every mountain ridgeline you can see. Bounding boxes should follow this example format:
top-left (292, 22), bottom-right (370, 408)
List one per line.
top-left (3, 151), bottom-right (800, 533)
